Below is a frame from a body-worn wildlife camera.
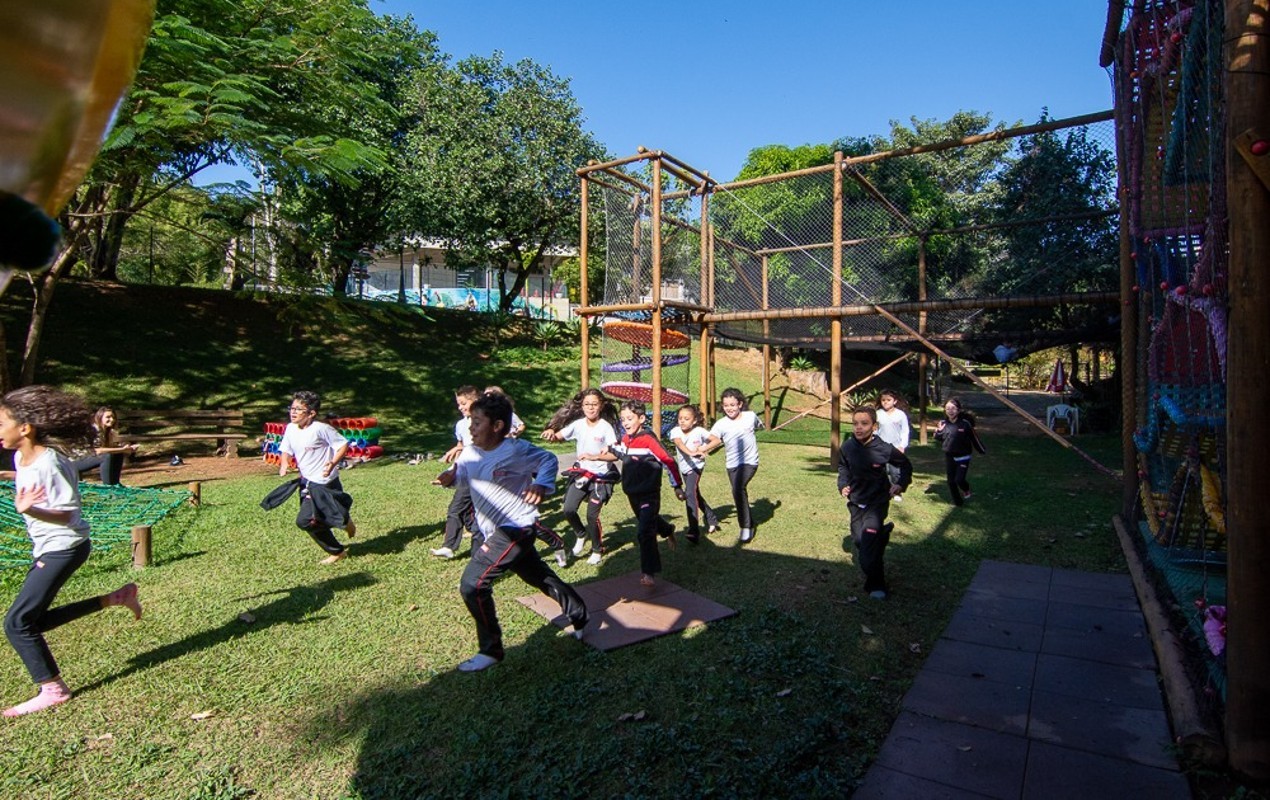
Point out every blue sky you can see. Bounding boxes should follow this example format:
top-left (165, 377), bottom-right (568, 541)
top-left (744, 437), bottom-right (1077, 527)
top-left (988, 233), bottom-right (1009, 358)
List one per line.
top-left (200, 1), bottom-right (1116, 184)
top-left (383, 1), bottom-right (1115, 178)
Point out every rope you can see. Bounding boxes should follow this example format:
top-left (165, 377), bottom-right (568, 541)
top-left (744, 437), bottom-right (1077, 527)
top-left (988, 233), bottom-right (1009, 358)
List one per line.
top-left (0, 482), bottom-right (191, 569)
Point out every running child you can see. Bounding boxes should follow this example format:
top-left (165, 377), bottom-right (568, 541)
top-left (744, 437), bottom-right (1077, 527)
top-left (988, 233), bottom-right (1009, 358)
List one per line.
top-left (596, 401), bottom-right (684, 587)
top-left (668, 404), bottom-right (720, 543)
top-left (875, 389), bottom-right (911, 501)
top-left (702, 388), bottom-right (763, 543)
top-left (838, 406), bottom-right (912, 600)
top-left (434, 391), bottom-right (589, 672)
top-left (1, 386), bottom-right (142, 717)
top-left (541, 388), bottom-right (620, 564)
top-left (432, 385), bottom-right (481, 559)
top-left (934, 396), bottom-right (986, 506)
top-left (261, 390), bottom-right (356, 564)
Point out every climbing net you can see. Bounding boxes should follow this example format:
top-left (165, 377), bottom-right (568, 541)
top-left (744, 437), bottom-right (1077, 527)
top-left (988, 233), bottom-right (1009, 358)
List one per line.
top-left (0, 482), bottom-right (192, 569)
top-left (1117, 0), bottom-right (1227, 700)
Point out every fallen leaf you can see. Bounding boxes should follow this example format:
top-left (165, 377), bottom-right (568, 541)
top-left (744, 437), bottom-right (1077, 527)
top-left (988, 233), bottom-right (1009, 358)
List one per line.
top-left (861, 625), bottom-right (873, 635)
top-left (191, 710), bottom-right (215, 721)
top-left (1074, 531), bottom-right (1087, 539)
top-left (238, 612), bottom-right (256, 624)
top-left (776, 688), bottom-right (792, 697)
top-left (847, 596), bottom-right (859, 603)
top-left (957, 745), bottom-right (973, 752)
top-left (633, 710), bottom-right (646, 721)
top-left (868, 675), bottom-right (881, 682)
top-left (908, 642), bottom-right (922, 654)
top-left (617, 712), bottom-right (632, 722)
top-left (86, 733), bottom-right (115, 749)
top-left (407, 604), bottom-right (419, 612)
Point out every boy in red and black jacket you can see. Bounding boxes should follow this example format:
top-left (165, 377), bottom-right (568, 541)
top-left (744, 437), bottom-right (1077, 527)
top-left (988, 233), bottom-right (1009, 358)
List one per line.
top-left (596, 400), bottom-right (685, 587)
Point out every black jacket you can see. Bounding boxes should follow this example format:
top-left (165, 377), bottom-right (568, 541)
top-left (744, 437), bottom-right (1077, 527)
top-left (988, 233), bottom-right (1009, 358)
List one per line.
top-left (837, 435), bottom-right (912, 508)
top-left (261, 477), bottom-right (352, 529)
top-left (934, 417), bottom-right (986, 457)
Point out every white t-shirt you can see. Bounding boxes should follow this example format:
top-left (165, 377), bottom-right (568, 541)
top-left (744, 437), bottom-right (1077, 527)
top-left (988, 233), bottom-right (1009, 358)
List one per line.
top-left (558, 418), bottom-right (617, 475)
top-left (876, 407), bottom-right (911, 452)
top-left (455, 438), bottom-right (558, 535)
top-left (279, 421), bottom-right (347, 484)
top-left (669, 425), bottom-right (712, 473)
top-left (709, 410), bottom-right (761, 469)
top-left (14, 448), bottom-right (90, 558)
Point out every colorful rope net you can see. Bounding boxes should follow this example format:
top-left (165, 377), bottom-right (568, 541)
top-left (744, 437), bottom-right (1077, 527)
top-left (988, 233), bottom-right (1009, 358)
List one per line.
top-left (0, 482), bottom-right (191, 569)
top-left (1117, 0), bottom-right (1226, 697)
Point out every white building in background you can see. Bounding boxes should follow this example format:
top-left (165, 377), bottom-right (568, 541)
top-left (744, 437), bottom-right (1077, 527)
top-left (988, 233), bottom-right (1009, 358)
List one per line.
top-left (353, 236), bottom-right (576, 319)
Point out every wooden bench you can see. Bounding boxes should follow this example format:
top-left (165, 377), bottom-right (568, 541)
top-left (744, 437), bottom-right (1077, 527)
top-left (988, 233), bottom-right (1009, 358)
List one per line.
top-left (116, 409), bottom-right (247, 458)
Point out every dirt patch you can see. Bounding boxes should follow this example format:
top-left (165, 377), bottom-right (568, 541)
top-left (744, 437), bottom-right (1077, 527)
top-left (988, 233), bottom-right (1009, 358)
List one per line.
top-left (123, 453), bottom-right (273, 489)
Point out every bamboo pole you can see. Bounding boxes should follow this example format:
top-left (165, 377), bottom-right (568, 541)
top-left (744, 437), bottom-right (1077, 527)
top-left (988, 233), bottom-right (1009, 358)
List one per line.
top-left (651, 156), bottom-right (664, 428)
top-left (761, 255), bottom-right (772, 428)
top-left (701, 291), bottom-right (1120, 323)
top-left (841, 110), bottom-right (1115, 168)
top-left (578, 301), bottom-right (656, 316)
top-left (845, 166), bottom-right (920, 233)
top-left (577, 151), bottom-right (655, 175)
top-left (661, 299), bottom-right (714, 314)
top-left (187, 481), bottom-right (201, 506)
top-left (593, 169), bottom-right (651, 194)
top-left (1113, 515), bottom-right (1226, 765)
top-left (1225, 0), bottom-right (1270, 780)
top-left (654, 150), bottom-right (714, 184)
top-left (580, 175), bottom-right (591, 388)
top-left (699, 190), bottom-right (711, 410)
top-left (830, 151), bottom-right (844, 461)
top-left (1100, 0), bottom-right (1126, 67)
top-left (918, 236), bottom-right (929, 445)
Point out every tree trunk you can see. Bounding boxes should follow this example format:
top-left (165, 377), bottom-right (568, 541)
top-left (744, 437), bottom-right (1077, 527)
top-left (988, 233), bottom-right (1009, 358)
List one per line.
top-left (87, 174), bottom-right (140, 281)
top-left (19, 237), bottom-right (81, 386)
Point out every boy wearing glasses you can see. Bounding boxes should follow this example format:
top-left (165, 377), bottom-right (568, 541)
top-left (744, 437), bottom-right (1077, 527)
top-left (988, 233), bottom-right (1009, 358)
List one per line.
top-left (262, 390), bottom-right (356, 564)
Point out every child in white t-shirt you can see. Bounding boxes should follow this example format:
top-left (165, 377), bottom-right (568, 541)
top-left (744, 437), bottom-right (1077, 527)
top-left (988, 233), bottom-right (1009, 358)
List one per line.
top-left (668, 404), bottom-right (720, 543)
top-left (875, 389), bottom-right (911, 501)
top-left (703, 388), bottom-right (763, 543)
top-left (273, 390), bottom-right (355, 564)
top-left (541, 388), bottom-right (619, 564)
top-left (0, 386), bottom-right (141, 717)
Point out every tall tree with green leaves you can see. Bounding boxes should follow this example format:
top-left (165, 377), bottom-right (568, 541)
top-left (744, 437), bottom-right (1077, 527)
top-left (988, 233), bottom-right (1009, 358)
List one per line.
top-left (15, 0), bottom-right (395, 384)
top-left (403, 53), bottom-right (605, 312)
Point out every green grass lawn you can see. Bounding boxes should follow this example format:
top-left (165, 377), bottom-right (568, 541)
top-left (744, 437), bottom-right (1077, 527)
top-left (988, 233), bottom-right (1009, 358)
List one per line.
top-left (0, 282), bottom-right (1126, 797)
top-left (0, 430), bottom-right (1123, 799)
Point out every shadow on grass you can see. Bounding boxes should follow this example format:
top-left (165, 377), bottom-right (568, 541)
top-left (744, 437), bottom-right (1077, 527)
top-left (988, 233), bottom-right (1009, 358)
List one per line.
top-left (351, 524), bottom-right (439, 557)
top-left (77, 572), bottom-right (376, 695)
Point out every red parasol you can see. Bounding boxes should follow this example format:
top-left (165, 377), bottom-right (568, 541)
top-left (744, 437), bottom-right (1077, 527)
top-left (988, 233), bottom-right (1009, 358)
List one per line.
top-left (1045, 359), bottom-right (1069, 394)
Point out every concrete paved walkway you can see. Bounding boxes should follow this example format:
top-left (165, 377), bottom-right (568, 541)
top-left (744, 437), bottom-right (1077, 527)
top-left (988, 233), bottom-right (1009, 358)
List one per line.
top-left (855, 560), bottom-right (1191, 799)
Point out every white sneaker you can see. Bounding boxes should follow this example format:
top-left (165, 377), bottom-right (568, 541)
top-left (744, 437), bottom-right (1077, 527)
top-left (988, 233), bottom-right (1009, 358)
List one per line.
top-left (457, 653), bottom-right (499, 672)
top-left (430, 546), bottom-right (455, 559)
top-left (572, 537), bottom-right (587, 557)
top-left (892, 494), bottom-right (903, 503)
top-left (738, 528), bottom-right (754, 544)
top-left (555, 549), bottom-right (569, 568)
top-left (587, 552), bottom-right (603, 566)
top-left (869, 590), bottom-right (889, 600)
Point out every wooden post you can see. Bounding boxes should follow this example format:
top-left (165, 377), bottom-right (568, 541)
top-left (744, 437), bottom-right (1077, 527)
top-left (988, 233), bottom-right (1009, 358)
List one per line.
top-left (1225, 0), bottom-right (1270, 781)
top-left (1114, 92), bottom-right (1138, 520)
top-left (917, 235), bottom-right (929, 445)
top-left (131, 525), bottom-right (151, 568)
top-left (651, 156), bottom-right (664, 429)
top-left (761, 254), bottom-right (772, 428)
top-left (830, 153), bottom-right (844, 463)
top-left (188, 481), bottom-right (201, 506)
top-left (580, 174), bottom-right (591, 388)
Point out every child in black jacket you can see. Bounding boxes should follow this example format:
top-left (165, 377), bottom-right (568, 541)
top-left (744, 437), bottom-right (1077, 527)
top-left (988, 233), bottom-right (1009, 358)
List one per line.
top-left (933, 397), bottom-right (986, 506)
top-left (838, 406), bottom-right (912, 599)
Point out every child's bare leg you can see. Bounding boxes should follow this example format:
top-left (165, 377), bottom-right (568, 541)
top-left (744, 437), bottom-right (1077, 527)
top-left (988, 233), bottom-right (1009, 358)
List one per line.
top-left (102, 583), bottom-right (142, 621)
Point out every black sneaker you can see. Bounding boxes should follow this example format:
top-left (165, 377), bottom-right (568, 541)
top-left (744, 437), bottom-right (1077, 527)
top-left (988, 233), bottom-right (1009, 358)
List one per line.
top-left (881, 522), bottom-right (894, 536)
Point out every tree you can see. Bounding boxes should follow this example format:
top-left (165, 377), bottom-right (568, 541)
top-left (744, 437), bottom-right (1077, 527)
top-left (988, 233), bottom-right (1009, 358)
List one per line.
top-left (16, 0), bottom-right (396, 384)
top-left (403, 53), bottom-right (605, 312)
top-left (980, 119), bottom-right (1119, 356)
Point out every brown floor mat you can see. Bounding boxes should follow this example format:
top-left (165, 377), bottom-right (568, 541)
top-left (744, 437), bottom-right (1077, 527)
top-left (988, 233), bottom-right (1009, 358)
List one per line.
top-left (517, 572), bottom-right (737, 651)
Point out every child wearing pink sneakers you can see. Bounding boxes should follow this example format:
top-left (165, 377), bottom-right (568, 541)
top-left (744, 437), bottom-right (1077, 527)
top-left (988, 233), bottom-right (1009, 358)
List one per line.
top-left (0, 386), bottom-right (142, 718)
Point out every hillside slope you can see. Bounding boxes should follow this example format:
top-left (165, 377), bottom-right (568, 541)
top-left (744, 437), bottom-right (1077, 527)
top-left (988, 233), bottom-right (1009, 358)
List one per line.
top-left (0, 280), bottom-right (576, 450)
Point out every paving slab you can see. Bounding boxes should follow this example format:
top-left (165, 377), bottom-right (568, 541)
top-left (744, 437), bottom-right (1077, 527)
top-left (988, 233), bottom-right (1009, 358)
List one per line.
top-left (856, 561), bottom-right (1187, 798)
